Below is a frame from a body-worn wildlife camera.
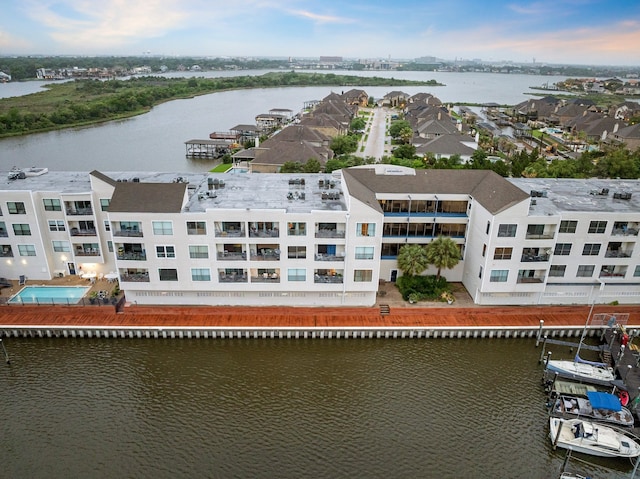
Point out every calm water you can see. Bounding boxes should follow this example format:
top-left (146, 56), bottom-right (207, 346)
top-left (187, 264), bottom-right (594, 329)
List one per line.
top-left (0, 70), bottom-right (569, 173)
top-left (0, 338), bottom-right (634, 478)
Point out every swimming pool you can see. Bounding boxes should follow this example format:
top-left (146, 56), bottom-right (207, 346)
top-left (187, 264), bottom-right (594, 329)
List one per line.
top-left (8, 286), bottom-right (91, 305)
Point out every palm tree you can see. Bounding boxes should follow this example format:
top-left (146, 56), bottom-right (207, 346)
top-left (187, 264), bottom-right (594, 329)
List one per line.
top-left (425, 236), bottom-right (460, 280)
top-left (397, 244), bottom-right (429, 276)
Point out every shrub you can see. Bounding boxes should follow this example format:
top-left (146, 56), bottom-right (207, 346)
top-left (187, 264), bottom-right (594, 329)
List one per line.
top-left (396, 274), bottom-right (449, 301)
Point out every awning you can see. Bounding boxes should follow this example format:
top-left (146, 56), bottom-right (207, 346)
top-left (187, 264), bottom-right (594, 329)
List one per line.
top-left (586, 391), bottom-right (622, 411)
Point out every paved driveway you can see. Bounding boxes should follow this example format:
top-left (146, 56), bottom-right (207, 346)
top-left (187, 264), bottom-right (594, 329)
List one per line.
top-left (359, 107), bottom-right (390, 160)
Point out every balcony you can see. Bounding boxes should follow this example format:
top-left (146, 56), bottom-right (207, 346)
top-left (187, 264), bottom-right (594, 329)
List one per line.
top-left (250, 249), bottom-right (280, 261)
top-left (75, 246), bottom-right (100, 257)
top-left (249, 223), bottom-right (279, 238)
top-left (219, 271), bottom-right (248, 283)
top-left (521, 248), bottom-right (550, 262)
top-left (517, 270), bottom-right (546, 283)
top-left (117, 252), bottom-right (147, 261)
top-left (612, 222), bottom-right (639, 236)
top-left (315, 253), bottom-right (345, 262)
top-left (70, 228), bottom-right (97, 237)
top-left (600, 266), bottom-right (627, 278)
top-left (251, 272), bottom-right (280, 283)
top-left (605, 250), bottom-right (632, 258)
top-left (314, 274), bottom-right (343, 283)
top-left (0, 247), bottom-right (13, 257)
top-left (65, 207), bottom-right (93, 216)
top-left (120, 272), bottom-right (150, 282)
top-left (114, 228), bottom-right (143, 237)
top-left (217, 251), bottom-right (247, 261)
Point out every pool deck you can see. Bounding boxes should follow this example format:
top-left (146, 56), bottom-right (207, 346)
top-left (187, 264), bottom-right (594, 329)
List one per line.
top-left (0, 276), bottom-right (638, 330)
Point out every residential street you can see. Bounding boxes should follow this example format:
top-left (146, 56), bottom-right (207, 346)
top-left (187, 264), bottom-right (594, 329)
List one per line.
top-left (359, 106), bottom-right (391, 160)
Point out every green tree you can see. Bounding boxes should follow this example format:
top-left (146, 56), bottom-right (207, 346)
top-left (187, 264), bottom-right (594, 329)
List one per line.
top-left (350, 117), bottom-right (366, 131)
top-left (399, 126), bottom-right (414, 144)
top-left (397, 244), bottom-right (429, 277)
top-left (280, 161), bottom-right (303, 173)
top-left (393, 143), bottom-right (416, 159)
top-left (302, 158), bottom-right (322, 173)
top-left (425, 236), bottom-right (460, 280)
top-left (330, 134), bottom-right (358, 155)
top-left (389, 119), bottom-right (411, 139)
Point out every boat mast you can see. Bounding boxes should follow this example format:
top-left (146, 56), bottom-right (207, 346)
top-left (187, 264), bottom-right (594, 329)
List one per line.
top-left (575, 302), bottom-right (596, 360)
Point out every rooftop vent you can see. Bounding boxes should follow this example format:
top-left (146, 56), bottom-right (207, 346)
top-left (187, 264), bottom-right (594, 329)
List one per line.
top-left (530, 190), bottom-right (547, 198)
top-left (613, 192), bottom-right (632, 200)
top-left (590, 188), bottom-right (608, 196)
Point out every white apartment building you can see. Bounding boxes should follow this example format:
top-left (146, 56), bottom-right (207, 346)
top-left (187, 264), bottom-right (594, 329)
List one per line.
top-left (1, 166), bottom-right (639, 306)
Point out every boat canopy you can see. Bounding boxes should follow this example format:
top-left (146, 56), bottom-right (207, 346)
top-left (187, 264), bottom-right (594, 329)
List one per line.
top-left (586, 391), bottom-right (622, 411)
top-left (574, 354), bottom-right (608, 369)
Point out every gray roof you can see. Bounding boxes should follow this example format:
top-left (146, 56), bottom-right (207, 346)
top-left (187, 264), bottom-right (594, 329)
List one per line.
top-left (342, 167), bottom-right (529, 215)
top-left (108, 181), bottom-right (187, 213)
top-left (416, 133), bottom-right (477, 156)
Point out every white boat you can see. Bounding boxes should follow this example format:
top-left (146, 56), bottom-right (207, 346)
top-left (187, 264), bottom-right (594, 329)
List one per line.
top-left (551, 391), bottom-right (634, 427)
top-left (545, 356), bottom-right (616, 387)
top-left (549, 417), bottom-right (640, 458)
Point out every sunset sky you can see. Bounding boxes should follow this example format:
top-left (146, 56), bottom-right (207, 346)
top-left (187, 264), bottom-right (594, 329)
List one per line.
top-left (1, 0), bottom-right (639, 66)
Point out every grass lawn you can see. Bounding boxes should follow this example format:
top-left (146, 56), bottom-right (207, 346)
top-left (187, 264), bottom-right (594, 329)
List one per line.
top-left (210, 163), bottom-right (232, 173)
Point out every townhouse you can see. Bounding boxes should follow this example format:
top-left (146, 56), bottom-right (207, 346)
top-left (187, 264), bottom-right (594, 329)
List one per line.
top-left (1, 166), bottom-right (639, 306)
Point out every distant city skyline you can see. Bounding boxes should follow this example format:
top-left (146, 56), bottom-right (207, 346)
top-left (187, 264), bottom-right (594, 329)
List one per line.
top-left (1, 0), bottom-right (639, 66)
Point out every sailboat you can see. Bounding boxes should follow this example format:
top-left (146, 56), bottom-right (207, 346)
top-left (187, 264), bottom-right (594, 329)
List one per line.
top-left (545, 305), bottom-right (617, 387)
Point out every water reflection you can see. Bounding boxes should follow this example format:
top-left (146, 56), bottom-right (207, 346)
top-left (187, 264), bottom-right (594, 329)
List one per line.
top-left (0, 338), bottom-right (634, 478)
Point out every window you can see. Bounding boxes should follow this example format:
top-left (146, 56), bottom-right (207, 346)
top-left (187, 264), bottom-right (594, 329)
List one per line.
top-left (588, 221), bottom-right (607, 234)
top-left (48, 220), bottom-right (66, 232)
top-left (493, 247), bottom-right (512, 260)
top-left (43, 198), bottom-right (61, 211)
top-left (1, 245), bottom-right (13, 257)
top-left (7, 202), bottom-right (26, 214)
top-left (107, 241), bottom-right (113, 253)
top-left (287, 222), bottom-right (306, 236)
top-left (582, 243), bottom-right (601, 256)
top-left (288, 246), bottom-right (306, 259)
top-left (635, 265), bottom-right (640, 277)
top-left (497, 224), bottom-right (517, 237)
top-left (554, 243), bottom-right (572, 255)
top-left (354, 269), bottom-right (373, 282)
top-left (549, 265), bottom-right (566, 277)
top-left (356, 223), bottom-right (376, 237)
top-left (559, 220), bottom-right (577, 234)
top-left (18, 244), bottom-right (36, 256)
top-left (152, 221), bottom-right (173, 235)
top-left (526, 224), bottom-right (545, 237)
top-left (52, 241), bottom-right (70, 252)
top-left (13, 224), bottom-right (31, 236)
top-left (486, 221), bottom-right (491, 234)
top-left (479, 266), bottom-right (483, 278)
top-left (189, 245), bottom-right (209, 259)
top-left (0, 221), bottom-right (6, 237)
top-left (355, 246), bottom-right (374, 260)
top-left (100, 199), bottom-right (110, 211)
top-left (490, 270), bottom-right (509, 282)
top-left (577, 265), bottom-right (595, 277)
top-left (156, 245), bottom-right (176, 258)
top-left (159, 268), bottom-right (178, 281)
top-left (288, 268), bottom-right (306, 282)
top-left (104, 220), bottom-right (110, 232)
top-left (482, 244), bottom-right (486, 257)
top-left (187, 221), bottom-right (206, 235)
top-left (191, 268), bottom-right (211, 281)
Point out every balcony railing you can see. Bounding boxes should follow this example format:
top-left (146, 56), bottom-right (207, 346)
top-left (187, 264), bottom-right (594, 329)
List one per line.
top-left (114, 229), bottom-right (143, 237)
top-left (117, 252), bottom-right (147, 261)
top-left (250, 252), bottom-right (280, 261)
top-left (605, 250), bottom-right (632, 258)
top-left (219, 274), bottom-right (248, 283)
top-left (315, 229), bottom-right (345, 238)
top-left (216, 229), bottom-right (245, 237)
top-left (251, 275), bottom-right (280, 283)
top-left (120, 273), bottom-right (150, 282)
top-left (75, 249), bottom-right (100, 257)
top-left (249, 229), bottom-right (279, 238)
top-left (217, 252), bottom-right (247, 261)
top-left (525, 233), bottom-right (555, 240)
top-left (70, 228), bottom-right (97, 236)
top-left (521, 254), bottom-right (550, 262)
top-left (314, 274), bottom-right (343, 283)
top-left (517, 276), bottom-right (545, 283)
top-left (315, 253), bottom-right (345, 261)
top-left (612, 228), bottom-right (639, 236)
top-left (66, 208), bottom-right (93, 216)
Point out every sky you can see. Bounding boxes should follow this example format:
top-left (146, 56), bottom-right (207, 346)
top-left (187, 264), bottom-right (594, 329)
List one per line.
top-left (1, 0), bottom-right (639, 66)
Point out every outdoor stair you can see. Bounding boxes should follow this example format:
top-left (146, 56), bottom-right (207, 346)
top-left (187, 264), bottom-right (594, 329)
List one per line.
top-left (379, 304), bottom-right (390, 316)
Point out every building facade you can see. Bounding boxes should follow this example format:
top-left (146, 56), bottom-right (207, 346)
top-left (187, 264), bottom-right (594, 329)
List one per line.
top-left (1, 166), bottom-right (639, 306)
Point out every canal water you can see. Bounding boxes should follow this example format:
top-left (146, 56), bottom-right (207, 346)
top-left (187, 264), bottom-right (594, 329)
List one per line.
top-left (0, 337), bottom-right (635, 478)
